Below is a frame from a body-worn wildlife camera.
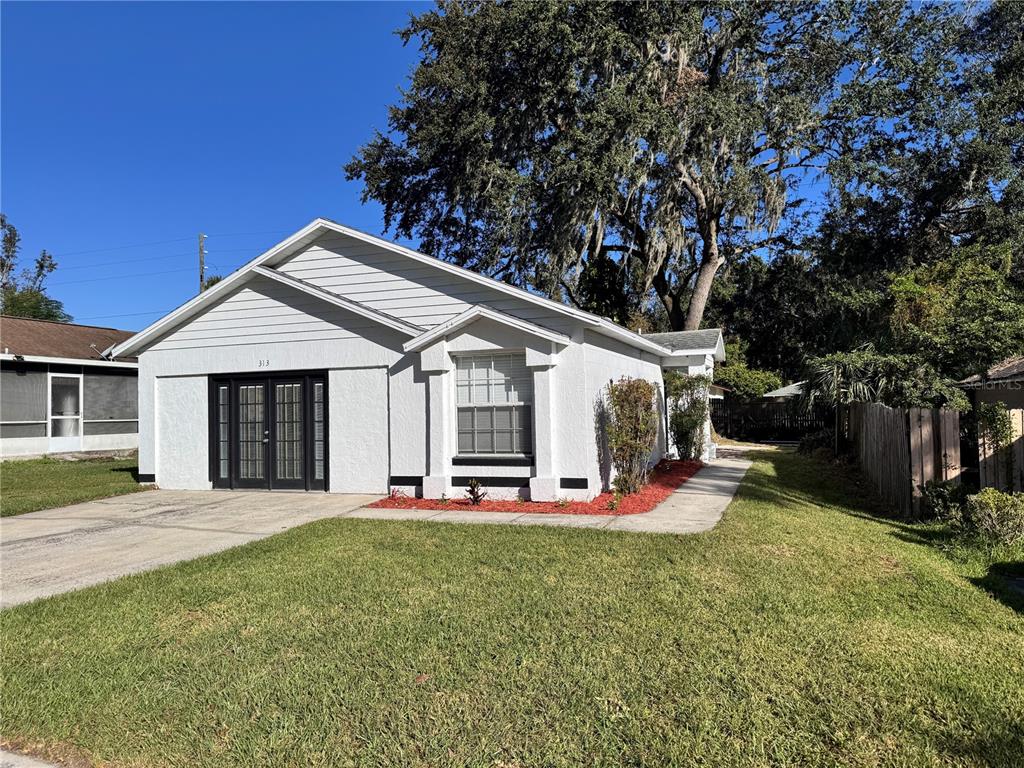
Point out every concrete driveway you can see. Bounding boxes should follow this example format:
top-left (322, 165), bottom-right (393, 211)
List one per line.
top-left (0, 490), bottom-right (379, 609)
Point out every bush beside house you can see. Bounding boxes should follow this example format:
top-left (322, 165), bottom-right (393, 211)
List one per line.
top-left (604, 377), bottom-right (660, 495)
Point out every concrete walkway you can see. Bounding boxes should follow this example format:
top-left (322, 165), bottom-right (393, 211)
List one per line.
top-left (0, 490), bottom-right (378, 609)
top-left (348, 456), bottom-right (753, 534)
top-left (0, 750), bottom-right (59, 768)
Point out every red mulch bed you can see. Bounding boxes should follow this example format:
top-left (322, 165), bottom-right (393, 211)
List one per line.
top-left (369, 459), bottom-right (704, 516)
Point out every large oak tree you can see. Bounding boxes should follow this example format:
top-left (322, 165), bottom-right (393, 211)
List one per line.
top-left (347, 0), bottom-right (952, 330)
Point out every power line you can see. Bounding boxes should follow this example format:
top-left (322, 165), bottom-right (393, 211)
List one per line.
top-left (55, 246), bottom-right (266, 271)
top-left (50, 266), bottom-right (196, 287)
top-left (52, 231), bottom-right (289, 259)
top-left (206, 229), bottom-right (292, 238)
top-left (53, 236), bottom-right (193, 258)
top-left (75, 309), bottom-right (174, 320)
top-left (57, 251), bottom-right (191, 271)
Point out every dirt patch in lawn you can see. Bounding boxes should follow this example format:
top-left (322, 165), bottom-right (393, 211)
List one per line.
top-left (370, 459), bottom-right (703, 516)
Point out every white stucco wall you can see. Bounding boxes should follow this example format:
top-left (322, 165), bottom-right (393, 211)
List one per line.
top-left (156, 375), bottom-right (209, 490)
top-left (0, 436), bottom-right (49, 458)
top-left (583, 330), bottom-right (667, 494)
top-left (82, 432), bottom-right (138, 452)
top-left (329, 367), bottom-right (389, 493)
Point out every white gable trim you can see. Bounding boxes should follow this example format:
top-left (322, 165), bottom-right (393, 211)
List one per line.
top-left (250, 267), bottom-right (424, 337)
top-left (108, 218), bottom-right (673, 359)
top-left (403, 305), bottom-right (571, 353)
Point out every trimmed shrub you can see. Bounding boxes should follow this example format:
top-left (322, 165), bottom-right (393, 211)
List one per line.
top-left (957, 489), bottom-right (1024, 547)
top-left (668, 373), bottom-right (710, 461)
top-left (605, 377), bottom-right (660, 495)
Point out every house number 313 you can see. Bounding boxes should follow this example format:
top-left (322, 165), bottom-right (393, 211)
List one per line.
top-left (257, 359), bottom-right (271, 368)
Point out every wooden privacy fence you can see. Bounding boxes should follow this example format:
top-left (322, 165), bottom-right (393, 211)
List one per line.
top-left (979, 408), bottom-right (1024, 493)
top-left (848, 403), bottom-right (961, 516)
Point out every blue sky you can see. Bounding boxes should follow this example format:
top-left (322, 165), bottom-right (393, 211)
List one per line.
top-left (2, 1), bottom-right (426, 329)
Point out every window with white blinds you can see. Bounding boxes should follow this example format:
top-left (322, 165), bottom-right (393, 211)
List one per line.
top-left (455, 353), bottom-right (533, 455)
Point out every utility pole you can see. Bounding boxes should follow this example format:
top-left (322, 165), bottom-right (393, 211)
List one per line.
top-left (198, 232), bottom-right (207, 292)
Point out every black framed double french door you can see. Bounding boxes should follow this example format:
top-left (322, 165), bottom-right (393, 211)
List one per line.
top-left (209, 372), bottom-right (327, 491)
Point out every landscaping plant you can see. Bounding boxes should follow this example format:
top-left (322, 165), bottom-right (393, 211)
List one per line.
top-left (919, 478), bottom-right (968, 522)
top-left (957, 488), bottom-right (1024, 548)
top-left (465, 478), bottom-right (487, 505)
top-left (604, 377), bottom-right (660, 495)
top-left (666, 372), bottom-right (710, 461)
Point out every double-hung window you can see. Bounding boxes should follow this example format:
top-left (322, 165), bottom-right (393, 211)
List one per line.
top-left (455, 353), bottom-right (533, 456)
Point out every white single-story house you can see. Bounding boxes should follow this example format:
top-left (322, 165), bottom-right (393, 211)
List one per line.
top-left (1, 316), bottom-right (139, 458)
top-left (110, 219), bottom-right (725, 500)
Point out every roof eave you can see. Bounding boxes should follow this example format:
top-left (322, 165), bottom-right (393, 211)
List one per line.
top-left (1, 353), bottom-right (137, 369)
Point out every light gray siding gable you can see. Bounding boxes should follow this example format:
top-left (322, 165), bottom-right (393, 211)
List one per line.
top-left (275, 233), bottom-right (579, 336)
top-left (148, 275), bottom-right (409, 353)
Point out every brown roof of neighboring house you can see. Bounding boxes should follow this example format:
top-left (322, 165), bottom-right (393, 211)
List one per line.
top-left (0, 316), bottom-right (137, 363)
top-left (959, 356), bottom-right (1024, 385)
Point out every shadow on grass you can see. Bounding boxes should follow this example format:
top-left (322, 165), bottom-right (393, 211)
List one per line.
top-left (747, 450), bottom-right (1024, 614)
top-left (972, 561), bottom-right (1024, 615)
top-left (111, 465), bottom-right (143, 482)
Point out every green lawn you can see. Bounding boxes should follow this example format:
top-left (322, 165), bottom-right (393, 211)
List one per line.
top-left (0, 455), bottom-right (147, 517)
top-left (2, 451), bottom-right (1022, 767)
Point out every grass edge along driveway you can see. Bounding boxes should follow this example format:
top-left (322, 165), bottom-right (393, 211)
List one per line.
top-left (0, 456), bottom-right (147, 517)
top-left (2, 450), bottom-right (1022, 767)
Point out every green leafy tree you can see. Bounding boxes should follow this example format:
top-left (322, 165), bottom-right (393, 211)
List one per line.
top-left (0, 214), bottom-right (70, 322)
top-left (710, 339), bottom-right (783, 402)
top-left (347, 1), bottom-right (923, 330)
top-left (804, 348), bottom-right (968, 412)
top-left (888, 243), bottom-right (1024, 380)
top-left (201, 274), bottom-right (224, 291)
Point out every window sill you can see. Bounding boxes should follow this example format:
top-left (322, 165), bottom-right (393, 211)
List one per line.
top-left (452, 455), bottom-right (534, 467)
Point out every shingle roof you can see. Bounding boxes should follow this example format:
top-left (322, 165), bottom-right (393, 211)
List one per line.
top-left (643, 328), bottom-right (723, 352)
top-left (0, 316), bottom-right (137, 362)
top-left (960, 356), bottom-right (1024, 385)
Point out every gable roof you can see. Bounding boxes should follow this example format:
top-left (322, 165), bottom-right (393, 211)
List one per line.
top-left (644, 328), bottom-right (726, 361)
top-left (109, 218), bottom-right (675, 359)
top-left (1, 316), bottom-right (138, 365)
top-left (959, 356), bottom-right (1024, 386)
top-left (403, 305), bottom-right (571, 353)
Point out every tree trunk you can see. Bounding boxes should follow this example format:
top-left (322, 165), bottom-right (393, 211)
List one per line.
top-left (653, 263), bottom-right (687, 331)
top-left (683, 223), bottom-right (724, 330)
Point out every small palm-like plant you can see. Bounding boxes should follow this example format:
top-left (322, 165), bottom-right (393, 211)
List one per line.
top-left (803, 348), bottom-right (879, 455)
top-left (465, 478), bottom-right (487, 505)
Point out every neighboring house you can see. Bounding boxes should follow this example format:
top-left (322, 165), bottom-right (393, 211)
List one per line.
top-left (959, 356), bottom-right (1024, 410)
top-left (959, 356), bottom-right (1024, 493)
top-left (763, 381), bottom-right (805, 401)
top-left (0, 316), bottom-right (138, 458)
top-left (110, 219), bottom-right (725, 500)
